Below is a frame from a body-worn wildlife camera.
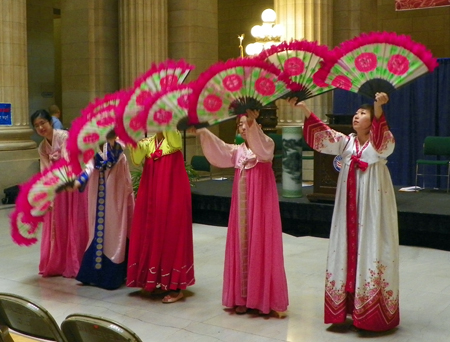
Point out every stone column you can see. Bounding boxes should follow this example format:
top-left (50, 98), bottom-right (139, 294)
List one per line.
top-left (0, 0), bottom-right (39, 193)
top-left (60, 0), bottom-right (120, 124)
top-left (274, 0), bottom-right (333, 123)
top-left (0, 0), bottom-right (35, 150)
top-left (168, 0), bottom-right (218, 166)
top-left (119, 0), bottom-right (168, 89)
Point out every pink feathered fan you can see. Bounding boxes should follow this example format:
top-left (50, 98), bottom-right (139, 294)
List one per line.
top-left (315, 31), bottom-right (439, 99)
top-left (140, 84), bottom-right (193, 133)
top-left (115, 59), bottom-right (194, 145)
top-left (184, 57), bottom-right (291, 129)
top-left (257, 40), bottom-right (335, 102)
top-left (67, 91), bottom-right (124, 174)
top-left (67, 105), bottom-right (118, 174)
top-left (11, 159), bottom-right (78, 245)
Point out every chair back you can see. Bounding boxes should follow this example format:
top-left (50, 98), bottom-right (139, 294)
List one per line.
top-left (61, 314), bottom-right (143, 342)
top-left (0, 293), bottom-right (67, 342)
top-left (191, 155), bottom-right (211, 172)
top-left (423, 136), bottom-right (450, 156)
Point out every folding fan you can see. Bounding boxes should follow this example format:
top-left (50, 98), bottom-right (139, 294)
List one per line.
top-left (184, 57), bottom-right (291, 129)
top-left (67, 105), bottom-right (117, 174)
top-left (81, 91), bottom-right (123, 119)
top-left (10, 210), bottom-right (42, 246)
top-left (139, 84), bottom-right (193, 133)
top-left (115, 59), bottom-right (194, 145)
top-left (315, 31), bottom-right (439, 99)
top-left (15, 159), bottom-right (78, 222)
top-left (256, 40), bottom-right (335, 102)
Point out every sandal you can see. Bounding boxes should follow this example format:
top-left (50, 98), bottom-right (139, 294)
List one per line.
top-left (162, 291), bottom-right (184, 303)
top-left (235, 306), bottom-right (248, 314)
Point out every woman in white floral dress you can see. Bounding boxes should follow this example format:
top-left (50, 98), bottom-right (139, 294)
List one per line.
top-left (289, 92), bottom-right (399, 332)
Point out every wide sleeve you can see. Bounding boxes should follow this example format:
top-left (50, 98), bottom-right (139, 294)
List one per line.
top-left (246, 122), bottom-right (274, 162)
top-left (163, 130), bottom-right (182, 150)
top-left (129, 139), bottom-right (150, 166)
top-left (303, 113), bottom-right (349, 156)
top-left (370, 113), bottom-right (395, 157)
top-left (197, 128), bottom-right (237, 168)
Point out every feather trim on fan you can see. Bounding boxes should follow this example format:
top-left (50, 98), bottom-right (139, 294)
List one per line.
top-left (315, 31), bottom-right (439, 99)
top-left (115, 59), bottom-right (194, 145)
top-left (67, 105), bottom-right (117, 174)
top-left (139, 84), bottom-right (193, 133)
top-left (81, 91), bottom-right (123, 119)
top-left (10, 210), bottom-right (41, 246)
top-left (186, 57), bottom-right (291, 128)
top-left (256, 39), bottom-right (335, 102)
top-left (13, 159), bottom-right (75, 227)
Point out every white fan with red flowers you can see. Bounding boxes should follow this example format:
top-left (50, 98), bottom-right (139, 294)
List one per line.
top-left (184, 57), bottom-right (291, 129)
top-left (115, 59), bottom-right (194, 145)
top-left (314, 31), bottom-right (439, 99)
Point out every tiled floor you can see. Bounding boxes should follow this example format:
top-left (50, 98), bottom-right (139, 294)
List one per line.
top-left (1, 205), bottom-right (450, 342)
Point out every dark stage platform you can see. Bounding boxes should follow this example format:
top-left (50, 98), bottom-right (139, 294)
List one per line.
top-left (191, 179), bottom-right (450, 251)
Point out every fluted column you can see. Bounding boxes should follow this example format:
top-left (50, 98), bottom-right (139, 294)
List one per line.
top-left (119, 0), bottom-right (168, 88)
top-left (167, 0), bottom-right (218, 166)
top-left (0, 0), bottom-right (35, 151)
top-left (274, 0), bottom-right (333, 123)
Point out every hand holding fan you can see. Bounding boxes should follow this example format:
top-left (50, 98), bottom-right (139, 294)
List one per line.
top-left (256, 40), bottom-right (335, 102)
top-left (183, 57), bottom-right (291, 129)
top-left (140, 84), bottom-right (193, 133)
top-left (115, 59), bottom-right (194, 145)
top-left (315, 31), bottom-right (439, 99)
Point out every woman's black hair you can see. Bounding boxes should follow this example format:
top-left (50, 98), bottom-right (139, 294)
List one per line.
top-left (31, 109), bottom-right (53, 127)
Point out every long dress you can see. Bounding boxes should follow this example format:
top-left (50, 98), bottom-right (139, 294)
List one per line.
top-left (198, 123), bottom-right (289, 314)
top-left (303, 113), bottom-right (400, 331)
top-left (76, 141), bottom-right (135, 290)
top-left (38, 129), bottom-right (89, 278)
top-left (126, 131), bottom-right (195, 292)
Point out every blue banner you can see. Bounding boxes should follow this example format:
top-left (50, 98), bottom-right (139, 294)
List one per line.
top-left (0, 103), bottom-right (12, 126)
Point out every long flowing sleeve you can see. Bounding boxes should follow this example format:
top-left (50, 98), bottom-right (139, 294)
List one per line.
top-left (303, 113), bottom-right (349, 156)
top-left (246, 122), bottom-right (274, 162)
top-left (163, 130), bottom-right (182, 150)
top-left (197, 128), bottom-right (237, 168)
top-left (370, 113), bottom-right (395, 157)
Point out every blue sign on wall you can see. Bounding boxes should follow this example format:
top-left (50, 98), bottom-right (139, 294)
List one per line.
top-left (0, 103), bottom-right (12, 126)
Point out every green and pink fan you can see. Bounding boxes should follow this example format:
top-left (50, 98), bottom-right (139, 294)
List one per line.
top-left (256, 39), bottom-right (335, 102)
top-left (315, 31), bottom-right (439, 99)
top-left (67, 103), bottom-right (119, 175)
top-left (139, 84), bottom-right (193, 133)
top-left (115, 59), bottom-right (194, 145)
top-left (80, 91), bottom-right (123, 119)
top-left (185, 57), bottom-right (291, 129)
top-left (10, 210), bottom-right (41, 246)
top-left (11, 159), bottom-right (78, 246)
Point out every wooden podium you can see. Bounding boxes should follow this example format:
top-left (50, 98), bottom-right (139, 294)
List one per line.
top-left (307, 115), bottom-right (354, 203)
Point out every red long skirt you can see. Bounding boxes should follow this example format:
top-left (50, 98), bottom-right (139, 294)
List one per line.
top-left (126, 151), bottom-right (195, 291)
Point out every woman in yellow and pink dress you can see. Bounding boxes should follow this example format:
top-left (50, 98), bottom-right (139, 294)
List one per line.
top-left (126, 130), bottom-right (194, 303)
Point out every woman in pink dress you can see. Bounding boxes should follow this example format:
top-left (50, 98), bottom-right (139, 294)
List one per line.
top-left (189, 110), bottom-right (289, 315)
top-left (126, 131), bottom-right (195, 303)
top-left (289, 92), bottom-right (399, 332)
top-left (31, 109), bottom-right (89, 277)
